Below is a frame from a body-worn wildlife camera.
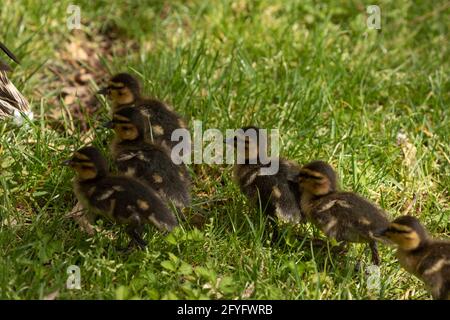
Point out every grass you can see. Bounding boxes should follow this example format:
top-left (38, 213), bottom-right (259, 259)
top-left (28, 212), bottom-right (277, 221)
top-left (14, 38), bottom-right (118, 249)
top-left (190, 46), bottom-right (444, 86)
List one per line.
top-left (0, 0), bottom-right (449, 299)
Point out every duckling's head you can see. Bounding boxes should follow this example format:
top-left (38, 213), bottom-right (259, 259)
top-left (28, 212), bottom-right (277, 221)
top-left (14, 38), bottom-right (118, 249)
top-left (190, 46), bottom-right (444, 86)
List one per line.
top-left (224, 126), bottom-right (264, 162)
top-left (104, 107), bottom-right (144, 142)
top-left (298, 161), bottom-right (338, 196)
top-left (377, 216), bottom-right (428, 251)
top-left (64, 146), bottom-right (108, 181)
top-left (97, 73), bottom-right (140, 106)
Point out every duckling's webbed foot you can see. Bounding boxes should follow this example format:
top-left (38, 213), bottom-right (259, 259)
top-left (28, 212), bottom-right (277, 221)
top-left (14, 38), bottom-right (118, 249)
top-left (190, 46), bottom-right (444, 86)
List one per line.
top-left (369, 241), bottom-right (380, 266)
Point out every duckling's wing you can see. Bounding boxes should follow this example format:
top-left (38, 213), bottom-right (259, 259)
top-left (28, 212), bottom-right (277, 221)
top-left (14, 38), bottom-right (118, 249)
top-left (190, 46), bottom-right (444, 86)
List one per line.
top-left (116, 148), bottom-right (191, 208)
top-left (349, 194), bottom-right (389, 231)
top-left (121, 194), bottom-right (178, 232)
top-left (417, 242), bottom-right (450, 299)
top-left (239, 163), bottom-right (302, 223)
top-left (91, 178), bottom-right (178, 231)
top-left (125, 182), bottom-right (179, 231)
top-left (136, 188), bottom-right (178, 231)
top-left (313, 193), bottom-right (388, 242)
top-left (416, 244), bottom-right (445, 272)
top-left (131, 177), bottom-right (179, 230)
top-left (161, 173), bottom-right (192, 208)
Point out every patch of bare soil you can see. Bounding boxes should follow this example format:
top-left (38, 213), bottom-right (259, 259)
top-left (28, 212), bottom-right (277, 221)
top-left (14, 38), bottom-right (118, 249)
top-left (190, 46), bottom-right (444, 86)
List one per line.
top-left (43, 22), bottom-right (138, 133)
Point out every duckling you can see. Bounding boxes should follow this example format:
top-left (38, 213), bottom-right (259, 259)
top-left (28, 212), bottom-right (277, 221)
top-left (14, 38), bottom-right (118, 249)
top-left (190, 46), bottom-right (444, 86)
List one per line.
top-left (225, 126), bottom-right (304, 225)
top-left (0, 42), bottom-right (30, 121)
top-left (64, 146), bottom-right (178, 248)
top-left (377, 216), bottom-right (450, 300)
top-left (297, 160), bottom-right (389, 265)
top-left (104, 106), bottom-right (191, 214)
top-left (97, 73), bottom-right (188, 151)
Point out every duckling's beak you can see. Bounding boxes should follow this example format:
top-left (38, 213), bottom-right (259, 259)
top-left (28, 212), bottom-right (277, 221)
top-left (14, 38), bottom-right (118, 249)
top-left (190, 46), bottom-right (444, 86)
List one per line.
top-left (97, 87), bottom-right (109, 95)
top-left (373, 227), bottom-right (388, 237)
top-left (102, 121), bottom-right (114, 129)
top-left (372, 227), bottom-right (394, 244)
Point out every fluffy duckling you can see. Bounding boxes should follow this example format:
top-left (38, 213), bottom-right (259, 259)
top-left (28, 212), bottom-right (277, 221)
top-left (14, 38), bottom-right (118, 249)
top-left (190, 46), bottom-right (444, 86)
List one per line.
top-left (97, 73), bottom-right (188, 150)
top-left (297, 160), bottom-right (389, 265)
top-left (64, 146), bottom-right (178, 248)
top-left (0, 42), bottom-right (30, 120)
top-left (225, 126), bottom-right (303, 225)
top-left (105, 106), bottom-right (191, 214)
top-left (377, 216), bottom-right (449, 300)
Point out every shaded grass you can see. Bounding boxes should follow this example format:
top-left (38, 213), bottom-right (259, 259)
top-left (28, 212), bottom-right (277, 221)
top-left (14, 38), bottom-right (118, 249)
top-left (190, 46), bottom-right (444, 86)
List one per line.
top-left (0, 0), bottom-right (449, 299)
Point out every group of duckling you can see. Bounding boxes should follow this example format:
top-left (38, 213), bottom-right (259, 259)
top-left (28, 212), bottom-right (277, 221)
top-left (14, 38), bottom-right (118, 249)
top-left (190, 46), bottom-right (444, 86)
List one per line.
top-left (65, 73), bottom-right (191, 249)
top-left (64, 73), bottom-right (449, 300)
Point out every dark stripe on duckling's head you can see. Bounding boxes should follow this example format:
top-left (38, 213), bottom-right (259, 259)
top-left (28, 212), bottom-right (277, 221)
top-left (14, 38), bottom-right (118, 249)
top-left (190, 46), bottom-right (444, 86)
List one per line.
top-left (301, 161), bottom-right (337, 181)
top-left (97, 73), bottom-right (140, 106)
top-left (67, 146), bottom-right (108, 180)
top-left (110, 73), bottom-right (141, 96)
top-left (108, 82), bottom-right (126, 90)
top-left (111, 107), bottom-right (146, 140)
top-left (298, 169), bottom-right (324, 180)
top-left (391, 216), bottom-right (426, 231)
top-left (112, 113), bottom-right (132, 124)
top-left (298, 161), bottom-right (338, 195)
top-left (380, 216), bottom-right (427, 251)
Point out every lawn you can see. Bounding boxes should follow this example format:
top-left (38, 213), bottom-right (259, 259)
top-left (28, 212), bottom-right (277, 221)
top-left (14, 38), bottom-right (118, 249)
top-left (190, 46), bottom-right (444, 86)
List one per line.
top-left (0, 0), bottom-right (449, 299)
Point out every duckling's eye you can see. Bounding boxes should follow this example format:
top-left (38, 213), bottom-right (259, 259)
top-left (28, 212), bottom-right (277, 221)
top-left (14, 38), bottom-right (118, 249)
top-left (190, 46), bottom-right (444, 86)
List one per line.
top-left (395, 229), bottom-right (410, 234)
top-left (110, 85), bottom-right (125, 90)
top-left (299, 173), bottom-right (322, 180)
top-left (386, 227), bottom-right (409, 234)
